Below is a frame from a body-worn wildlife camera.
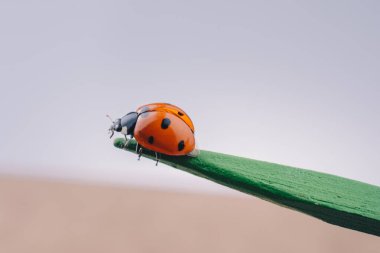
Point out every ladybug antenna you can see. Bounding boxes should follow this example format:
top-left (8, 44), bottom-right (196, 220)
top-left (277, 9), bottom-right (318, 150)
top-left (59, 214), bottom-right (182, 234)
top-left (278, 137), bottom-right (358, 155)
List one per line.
top-left (106, 114), bottom-right (114, 123)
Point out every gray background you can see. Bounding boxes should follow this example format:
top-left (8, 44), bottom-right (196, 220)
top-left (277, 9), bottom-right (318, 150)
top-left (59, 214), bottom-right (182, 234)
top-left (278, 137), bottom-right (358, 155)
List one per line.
top-left (0, 0), bottom-right (379, 192)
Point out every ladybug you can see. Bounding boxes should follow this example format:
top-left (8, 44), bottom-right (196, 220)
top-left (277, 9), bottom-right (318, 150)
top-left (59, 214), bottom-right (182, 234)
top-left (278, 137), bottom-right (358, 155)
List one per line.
top-left (108, 103), bottom-right (199, 165)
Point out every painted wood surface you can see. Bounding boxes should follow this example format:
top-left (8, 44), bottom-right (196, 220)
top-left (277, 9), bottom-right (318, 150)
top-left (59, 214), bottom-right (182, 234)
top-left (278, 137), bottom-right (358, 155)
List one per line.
top-left (113, 138), bottom-right (380, 236)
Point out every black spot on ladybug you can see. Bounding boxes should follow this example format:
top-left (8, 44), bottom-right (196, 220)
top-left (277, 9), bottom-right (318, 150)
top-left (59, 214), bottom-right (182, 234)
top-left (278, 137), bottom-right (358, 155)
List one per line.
top-left (178, 140), bottom-right (185, 151)
top-left (178, 111), bottom-right (184, 116)
top-left (148, 136), bottom-right (154, 144)
top-left (161, 118), bottom-right (171, 129)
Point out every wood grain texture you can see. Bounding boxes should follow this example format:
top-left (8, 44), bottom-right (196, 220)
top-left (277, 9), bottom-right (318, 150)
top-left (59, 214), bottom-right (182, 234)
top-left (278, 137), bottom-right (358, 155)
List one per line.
top-left (113, 138), bottom-right (380, 236)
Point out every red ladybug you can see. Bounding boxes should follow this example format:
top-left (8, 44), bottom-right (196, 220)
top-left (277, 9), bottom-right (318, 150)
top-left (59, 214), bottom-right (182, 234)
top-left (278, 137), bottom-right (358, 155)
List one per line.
top-left (108, 103), bottom-right (199, 165)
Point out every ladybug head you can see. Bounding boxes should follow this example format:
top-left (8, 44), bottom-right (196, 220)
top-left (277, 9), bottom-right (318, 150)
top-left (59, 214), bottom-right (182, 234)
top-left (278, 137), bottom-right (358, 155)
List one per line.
top-left (107, 112), bottom-right (138, 138)
top-left (107, 116), bottom-right (121, 138)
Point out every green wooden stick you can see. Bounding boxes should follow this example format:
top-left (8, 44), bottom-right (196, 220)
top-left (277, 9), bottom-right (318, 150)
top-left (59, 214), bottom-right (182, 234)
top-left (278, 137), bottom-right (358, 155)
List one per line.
top-left (113, 138), bottom-right (380, 236)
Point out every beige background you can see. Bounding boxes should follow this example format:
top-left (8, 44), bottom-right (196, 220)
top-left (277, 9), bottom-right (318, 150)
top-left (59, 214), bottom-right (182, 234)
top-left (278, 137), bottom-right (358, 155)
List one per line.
top-left (0, 176), bottom-right (378, 253)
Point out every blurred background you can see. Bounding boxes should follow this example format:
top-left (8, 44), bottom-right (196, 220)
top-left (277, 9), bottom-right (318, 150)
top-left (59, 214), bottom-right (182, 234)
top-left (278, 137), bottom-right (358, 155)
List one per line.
top-left (0, 0), bottom-right (379, 252)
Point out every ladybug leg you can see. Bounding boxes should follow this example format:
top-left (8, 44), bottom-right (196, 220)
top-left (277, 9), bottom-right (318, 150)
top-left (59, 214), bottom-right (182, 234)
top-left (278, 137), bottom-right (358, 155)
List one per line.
top-left (123, 135), bottom-right (131, 149)
top-left (137, 147), bottom-right (143, 160)
top-left (155, 152), bottom-right (160, 166)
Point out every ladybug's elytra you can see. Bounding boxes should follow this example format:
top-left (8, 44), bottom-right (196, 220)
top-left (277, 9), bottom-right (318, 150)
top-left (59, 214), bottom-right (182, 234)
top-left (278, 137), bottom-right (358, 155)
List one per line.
top-left (108, 103), bottom-right (199, 165)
